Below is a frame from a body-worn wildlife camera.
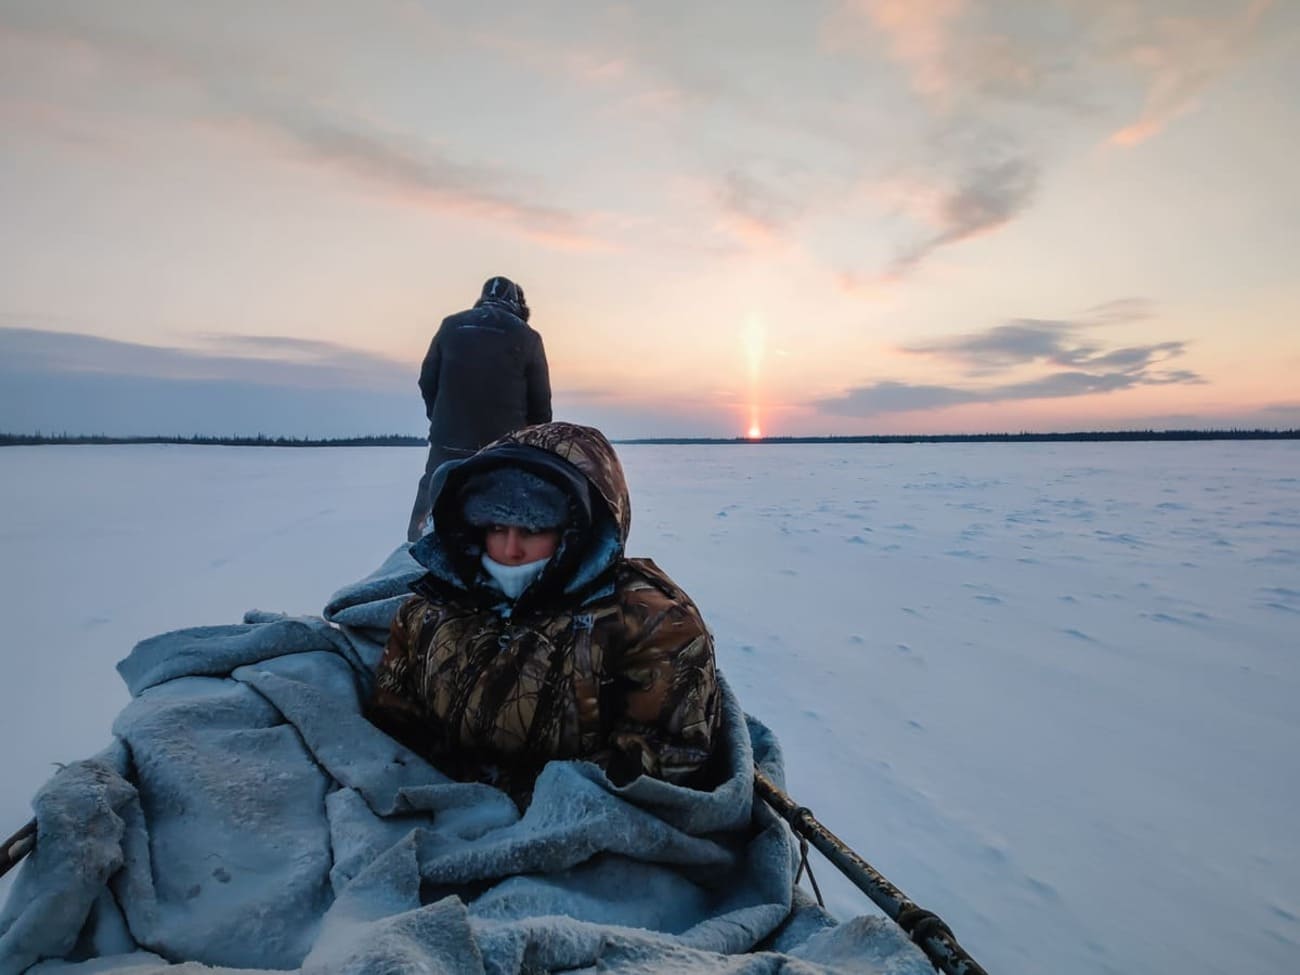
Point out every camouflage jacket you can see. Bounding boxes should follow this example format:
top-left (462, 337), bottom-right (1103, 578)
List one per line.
top-left (369, 423), bottom-right (720, 799)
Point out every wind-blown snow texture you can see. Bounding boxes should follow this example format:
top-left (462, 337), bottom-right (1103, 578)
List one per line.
top-left (1, 441), bottom-right (1297, 973)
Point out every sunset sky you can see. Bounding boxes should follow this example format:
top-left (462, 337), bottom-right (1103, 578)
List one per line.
top-left (2, 0), bottom-right (1298, 438)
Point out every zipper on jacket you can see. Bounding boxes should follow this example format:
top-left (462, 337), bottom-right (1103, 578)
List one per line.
top-left (572, 614), bottom-right (601, 751)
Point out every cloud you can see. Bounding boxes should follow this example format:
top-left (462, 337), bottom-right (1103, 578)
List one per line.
top-left (1083, 297), bottom-right (1155, 325)
top-left (827, 0), bottom-right (1091, 112)
top-left (1260, 401), bottom-right (1300, 417)
top-left (904, 315), bottom-right (1195, 374)
top-left (0, 327), bottom-right (742, 439)
top-left (875, 155), bottom-right (1038, 281)
top-left (903, 317), bottom-right (1190, 376)
top-left (0, 326), bottom-right (420, 437)
top-left (1107, 0), bottom-right (1275, 146)
top-left (234, 104), bottom-right (611, 250)
top-left (833, 0), bottom-right (1279, 145)
top-left (815, 380), bottom-right (977, 416)
top-left (815, 366), bottom-right (1206, 418)
top-left (0, 326), bottom-right (423, 436)
top-left (818, 0), bottom-right (1286, 293)
top-left (830, 146), bottom-right (1041, 288)
top-left (0, 10), bottom-right (612, 250)
top-left (0, 370), bottom-right (420, 439)
top-left (0, 326), bottom-right (410, 390)
top-left (906, 319), bottom-right (1091, 370)
top-left (200, 334), bottom-right (365, 357)
top-left (938, 155), bottom-right (1039, 234)
top-left (840, 0), bottom-right (968, 100)
top-left (714, 168), bottom-right (806, 249)
top-left (814, 309), bottom-right (1205, 417)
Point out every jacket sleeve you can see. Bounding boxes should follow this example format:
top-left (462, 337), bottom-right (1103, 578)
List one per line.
top-left (605, 584), bottom-right (721, 785)
top-left (366, 596), bottom-right (440, 758)
top-left (525, 330), bottom-right (552, 425)
top-left (418, 329), bottom-right (443, 419)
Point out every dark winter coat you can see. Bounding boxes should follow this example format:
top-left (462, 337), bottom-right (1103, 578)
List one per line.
top-left (418, 297), bottom-right (551, 466)
top-left (370, 423), bottom-right (721, 801)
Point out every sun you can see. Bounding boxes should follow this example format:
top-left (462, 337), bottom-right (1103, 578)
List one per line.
top-left (747, 424), bottom-right (762, 439)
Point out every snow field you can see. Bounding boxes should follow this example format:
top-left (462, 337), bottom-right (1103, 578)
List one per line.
top-left (2, 441), bottom-right (1297, 974)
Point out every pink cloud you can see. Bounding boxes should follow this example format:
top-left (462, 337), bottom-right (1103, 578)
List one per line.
top-left (2, 17), bottom-right (619, 253)
top-left (863, 0), bottom-right (967, 97)
top-left (826, 0), bottom-right (967, 101)
top-left (214, 112), bottom-right (618, 252)
top-left (1109, 0), bottom-right (1273, 147)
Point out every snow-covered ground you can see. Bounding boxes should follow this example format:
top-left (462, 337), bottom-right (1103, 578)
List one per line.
top-left (1, 441), bottom-right (1296, 974)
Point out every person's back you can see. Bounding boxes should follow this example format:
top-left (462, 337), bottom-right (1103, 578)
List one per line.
top-left (407, 276), bottom-right (551, 541)
top-left (423, 301), bottom-right (550, 453)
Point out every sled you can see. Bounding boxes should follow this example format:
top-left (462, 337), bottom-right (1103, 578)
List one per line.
top-left (0, 546), bottom-right (985, 974)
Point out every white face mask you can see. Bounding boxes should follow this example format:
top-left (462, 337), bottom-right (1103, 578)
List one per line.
top-left (480, 553), bottom-right (550, 601)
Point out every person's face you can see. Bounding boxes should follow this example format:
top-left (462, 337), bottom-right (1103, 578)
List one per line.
top-left (483, 525), bottom-right (561, 565)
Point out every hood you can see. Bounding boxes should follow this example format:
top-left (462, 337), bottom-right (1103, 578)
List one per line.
top-left (489, 422), bottom-right (631, 542)
top-left (411, 422), bottom-right (631, 609)
top-left (473, 275), bottom-right (530, 322)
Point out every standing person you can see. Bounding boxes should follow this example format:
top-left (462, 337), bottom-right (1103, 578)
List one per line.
top-left (406, 275), bottom-right (552, 541)
top-left (372, 421), bottom-right (721, 807)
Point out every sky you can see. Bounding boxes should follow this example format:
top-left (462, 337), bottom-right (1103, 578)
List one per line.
top-left (2, 0), bottom-right (1298, 439)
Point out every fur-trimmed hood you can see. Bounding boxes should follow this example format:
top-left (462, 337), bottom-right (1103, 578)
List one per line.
top-left (410, 422), bottom-right (631, 610)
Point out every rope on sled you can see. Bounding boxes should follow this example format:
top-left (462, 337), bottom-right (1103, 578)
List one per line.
top-left (793, 828), bottom-right (825, 907)
top-left (754, 767), bottom-right (989, 975)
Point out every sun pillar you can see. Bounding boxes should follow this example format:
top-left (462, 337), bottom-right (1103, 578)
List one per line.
top-left (744, 314), bottom-right (764, 439)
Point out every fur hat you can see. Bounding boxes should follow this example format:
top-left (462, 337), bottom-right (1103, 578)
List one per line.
top-left (460, 467), bottom-right (569, 531)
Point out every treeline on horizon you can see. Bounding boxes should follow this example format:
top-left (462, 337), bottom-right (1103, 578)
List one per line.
top-left (622, 428), bottom-right (1300, 444)
top-left (0, 432), bottom-right (427, 447)
top-left (2, 428), bottom-right (1297, 447)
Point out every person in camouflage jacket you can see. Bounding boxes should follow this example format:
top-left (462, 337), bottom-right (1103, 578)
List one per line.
top-left (369, 421), bottom-right (721, 805)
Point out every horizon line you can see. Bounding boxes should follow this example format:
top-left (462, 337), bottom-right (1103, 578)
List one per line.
top-left (3, 428), bottom-right (1298, 448)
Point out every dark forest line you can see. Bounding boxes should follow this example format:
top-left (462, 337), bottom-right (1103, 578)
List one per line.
top-left (3, 429), bottom-right (1297, 447)
top-left (0, 432), bottom-right (426, 447)
top-left (620, 429), bottom-right (1300, 444)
